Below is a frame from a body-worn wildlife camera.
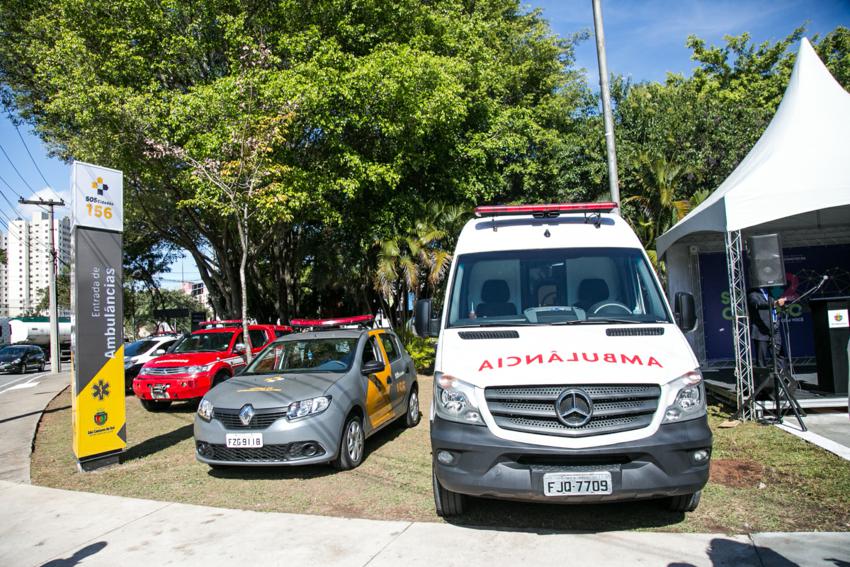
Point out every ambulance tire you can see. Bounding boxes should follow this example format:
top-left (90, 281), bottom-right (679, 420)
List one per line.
top-left (433, 466), bottom-right (466, 517)
top-left (667, 490), bottom-right (701, 512)
top-left (333, 413), bottom-right (365, 470)
top-left (140, 399), bottom-right (172, 412)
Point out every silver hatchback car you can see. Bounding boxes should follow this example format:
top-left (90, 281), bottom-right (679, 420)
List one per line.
top-left (193, 325), bottom-right (420, 469)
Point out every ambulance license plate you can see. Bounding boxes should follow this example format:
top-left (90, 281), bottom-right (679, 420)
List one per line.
top-left (225, 433), bottom-right (263, 448)
top-left (543, 472), bottom-right (612, 496)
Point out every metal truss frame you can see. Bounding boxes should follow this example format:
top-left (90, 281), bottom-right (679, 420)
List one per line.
top-left (724, 230), bottom-right (756, 420)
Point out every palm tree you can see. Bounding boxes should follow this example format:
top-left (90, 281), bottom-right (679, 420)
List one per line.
top-left (373, 202), bottom-right (468, 326)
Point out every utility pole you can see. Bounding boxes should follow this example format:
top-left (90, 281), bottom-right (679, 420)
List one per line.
top-left (19, 196), bottom-right (65, 372)
top-left (592, 0), bottom-right (621, 209)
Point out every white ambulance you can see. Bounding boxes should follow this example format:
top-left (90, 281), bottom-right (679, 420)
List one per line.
top-left (415, 203), bottom-right (711, 517)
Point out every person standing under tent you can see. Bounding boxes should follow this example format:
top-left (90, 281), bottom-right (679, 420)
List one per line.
top-left (747, 287), bottom-right (787, 367)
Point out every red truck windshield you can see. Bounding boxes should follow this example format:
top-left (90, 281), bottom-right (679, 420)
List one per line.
top-left (173, 331), bottom-right (235, 353)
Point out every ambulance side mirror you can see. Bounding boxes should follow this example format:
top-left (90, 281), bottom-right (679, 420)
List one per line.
top-left (415, 299), bottom-right (439, 338)
top-left (675, 292), bottom-right (697, 332)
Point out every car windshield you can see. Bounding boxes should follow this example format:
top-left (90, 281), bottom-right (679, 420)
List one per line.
top-left (447, 247), bottom-right (672, 328)
top-left (244, 337), bottom-right (360, 374)
top-left (173, 331), bottom-right (234, 353)
top-left (125, 340), bottom-right (157, 357)
top-left (0, 346), bottom-right (28, 356)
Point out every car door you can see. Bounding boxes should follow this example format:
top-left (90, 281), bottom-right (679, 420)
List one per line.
top-left (363, 333), bottom-right (394, 430)
top-left (378, 332), bottom-right (409, 414)
top-left (248, 328), bottom-right (269, 357)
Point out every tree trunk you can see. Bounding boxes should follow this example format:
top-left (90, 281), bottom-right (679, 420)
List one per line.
top-left (236, 207), bottom-right (252, 363)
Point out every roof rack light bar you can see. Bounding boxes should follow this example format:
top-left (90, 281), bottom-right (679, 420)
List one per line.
top-left (199, 319), bottom-right (246, 327)
top-left (290, 315), bottom-right (375, 329)
top-left (474, 202), bottom-right (617, 218)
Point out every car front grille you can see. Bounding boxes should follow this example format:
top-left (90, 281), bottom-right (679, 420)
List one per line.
top-left (484, 384), bottom-right (661, 438)
top-left (201, 442), bottom-right (325, 463)
top-left (143, 367), bottom-right (187, 376)
top-left (213, 407), bottom-right (288, 429)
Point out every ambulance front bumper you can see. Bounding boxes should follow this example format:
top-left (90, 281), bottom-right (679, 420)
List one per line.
top-left (431, 415), bottom-right (711, 503)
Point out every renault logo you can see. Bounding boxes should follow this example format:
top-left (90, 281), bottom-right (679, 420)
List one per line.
top-left (555, 388), bottom-right (593, 427)
top-left (239, 404), bottom-right (255, 426)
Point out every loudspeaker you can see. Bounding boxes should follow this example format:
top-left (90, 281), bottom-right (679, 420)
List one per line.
top-left (748, 233), bottom-right (786, 288)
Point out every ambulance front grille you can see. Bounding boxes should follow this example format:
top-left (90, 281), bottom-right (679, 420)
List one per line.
top-left (484, 384), bottom-right (661, 437)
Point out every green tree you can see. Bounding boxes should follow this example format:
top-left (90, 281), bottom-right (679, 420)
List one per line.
top-left (34, 272), bottom-right (71, 313)
top-left (0, 0), bottom-right (591, 321)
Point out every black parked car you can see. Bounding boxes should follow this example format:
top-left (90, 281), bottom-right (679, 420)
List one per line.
top-left (0, 345), bottom-right (46, 374)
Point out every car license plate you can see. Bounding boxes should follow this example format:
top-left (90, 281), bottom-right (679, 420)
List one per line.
top-left (150, 385), bottom-right (169, 399)
top-left (225, 433), bottom-right (263, 448)
top-left (543, 472), bottom-right (612, 496)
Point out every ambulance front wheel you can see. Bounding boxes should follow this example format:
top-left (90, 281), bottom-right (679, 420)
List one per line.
top-left (433, 465), bottom-right (466, 517)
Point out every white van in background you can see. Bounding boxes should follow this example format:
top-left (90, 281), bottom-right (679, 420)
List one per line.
top-left (415, 203), bottom-right (711, 517)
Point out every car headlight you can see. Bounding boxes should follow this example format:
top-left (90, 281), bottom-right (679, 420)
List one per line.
top-left (662, 370), bottom-right (706, 423)
top-left (139, 366), bottom-right (151, 376)
top-left (12, 358), bottom-right (21, 364)
top-left (188, 363), bottom-right (213, 375)
top-left (287, 396), bottom-right (331, 420)
top-left (434, 372), bottom-right (484, 425)
top-left (197, 399), bottom-right (214, 421)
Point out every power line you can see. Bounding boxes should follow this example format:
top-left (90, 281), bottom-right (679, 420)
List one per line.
top-left (0, 142), bottom-right (36, 195)
top-left (13, 124), bottom-right (63, 201)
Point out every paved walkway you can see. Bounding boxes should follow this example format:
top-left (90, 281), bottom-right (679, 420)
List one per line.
top-left (777, 412), bottom-right (850, 461)
top-left (0, 369), bottom-right (848, 566)
top-left (0, 371), bottom-right (69, 482)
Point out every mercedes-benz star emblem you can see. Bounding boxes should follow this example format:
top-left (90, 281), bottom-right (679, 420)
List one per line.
top-left (239, 404), bottom-right (255, 426)
top-left (555, 388), bottom-right (593, 427)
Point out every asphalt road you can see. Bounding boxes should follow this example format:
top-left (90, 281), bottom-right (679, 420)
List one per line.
top-left (0, 371), bottom-right (50, 392)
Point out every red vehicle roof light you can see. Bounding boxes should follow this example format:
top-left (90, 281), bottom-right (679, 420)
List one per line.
top-left (290, 315), bottom-right (375, 329)
top-left (474, 202), bottom-right (617, 217)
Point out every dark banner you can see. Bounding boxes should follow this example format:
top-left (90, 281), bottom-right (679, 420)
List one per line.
top-left (71, 228), bottom-right (126, 462)
top-left (699, 243), bottom-right (850, 361)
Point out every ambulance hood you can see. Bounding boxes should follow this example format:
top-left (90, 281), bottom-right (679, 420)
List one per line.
top-left (437, 324), bottom-right (697, 388)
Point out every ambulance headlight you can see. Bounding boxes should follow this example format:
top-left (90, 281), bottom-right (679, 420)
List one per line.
top-left (434, 372), bottom-right (484, 426)
top-left (662, 370), bottom-right (706, 423)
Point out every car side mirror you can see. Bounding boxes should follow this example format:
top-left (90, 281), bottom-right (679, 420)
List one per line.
top-left (233, 343), bottom-right (247, 355)
top-left (415, 299), bottom-right (439, 338)
top-left (361, 359), bottom-right (386, 375)
top-left (675, 292), bottom-right (697, 332)
top-left (154, 349), bottom-right (166, 355)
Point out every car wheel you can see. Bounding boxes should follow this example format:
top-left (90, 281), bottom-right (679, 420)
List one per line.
top-left (140, 399), bottom-right (172, 412)
top-left (404, 384), bottom-right (420, 428)
top-left (433, 464), bottom-right (465, 517)
top-left (211, 371), bottom-right (229, 389)
top-left (333, 414), bottom-right (365, 470)
top-left (667, 490), bottom-right (701, 512)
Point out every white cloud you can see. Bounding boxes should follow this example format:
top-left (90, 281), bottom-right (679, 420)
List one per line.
top-left (15, 185), bottom-right (72, 221)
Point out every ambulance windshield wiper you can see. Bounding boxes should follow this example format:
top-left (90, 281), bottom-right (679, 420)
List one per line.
top-left (453, 322), bottom-right (535, 328)
top-left (550, 318), bottom-right (641, 325)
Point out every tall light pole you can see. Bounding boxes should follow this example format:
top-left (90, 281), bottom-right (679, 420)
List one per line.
top-left (20, 196), bottom-right (65, 372)
top-left (592, 0), bottom-right (621, 209)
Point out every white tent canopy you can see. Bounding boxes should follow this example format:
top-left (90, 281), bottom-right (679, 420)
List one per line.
top-left (657, 38), bottom-right (850, 257)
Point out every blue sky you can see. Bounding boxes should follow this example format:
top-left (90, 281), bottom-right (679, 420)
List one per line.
top-left (0, 0), bottom-right (847, 286)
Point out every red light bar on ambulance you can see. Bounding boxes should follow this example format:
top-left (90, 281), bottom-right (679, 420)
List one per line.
top-left (199, 319), bottom-right (244, 328)
top-left (290, 315), bottom-right (375, 329)
top-left (474, 202), bottom-right (617, 218)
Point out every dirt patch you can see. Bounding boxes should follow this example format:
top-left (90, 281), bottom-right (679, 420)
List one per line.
top-left (710, 459), bottom-right (764, 488)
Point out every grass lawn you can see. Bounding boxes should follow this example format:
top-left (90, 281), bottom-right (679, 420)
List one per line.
top-left (32, 377), bottom-right (850, 533)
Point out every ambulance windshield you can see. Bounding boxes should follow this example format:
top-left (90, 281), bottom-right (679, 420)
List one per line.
top-left (447, 247), bottom-right (672, 327)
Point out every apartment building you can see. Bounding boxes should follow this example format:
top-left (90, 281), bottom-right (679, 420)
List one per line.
top-left (5, 212), bottom-right (71, 317)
